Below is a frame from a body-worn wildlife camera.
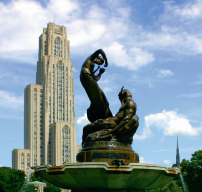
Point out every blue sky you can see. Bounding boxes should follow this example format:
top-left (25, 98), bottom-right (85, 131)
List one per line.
top-left (0, 0), bottom-right (202, 167)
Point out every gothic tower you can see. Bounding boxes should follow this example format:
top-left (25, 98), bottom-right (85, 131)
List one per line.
top-left (12, 23), bottom-right (78, 172)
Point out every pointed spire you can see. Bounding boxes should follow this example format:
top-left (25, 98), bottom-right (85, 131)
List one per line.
top-left (176, 135), bottom-right (180, 168)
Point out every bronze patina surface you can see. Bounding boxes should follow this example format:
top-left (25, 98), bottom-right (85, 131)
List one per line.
top-left (80, 49), bottom-right (113, 123)
top-left (82, 141), bottom-right (133, 151)
top-left (77, 140), bottom-right (139, 164)
top-left (79, 49), bottom-right (139, 164)
top-left (76, 150), bottom-right (139, 164)
top-left (80, 49), bottom-right (139, 146)
top-left (81, 87), bottom-right (139, 145)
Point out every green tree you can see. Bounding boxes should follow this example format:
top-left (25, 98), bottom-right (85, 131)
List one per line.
top-left (145, 179), bottom-right (183, 192)
top-left (21, 183), bottom-right (35, 192)
top-left (181, 150), bottom-right (202, 192)
top-left (0, 167), bottom-right (25, 192)
top-left (20, 175), bottom-right (36, 192)
top-left (30, 172), bottom-right (61, 192)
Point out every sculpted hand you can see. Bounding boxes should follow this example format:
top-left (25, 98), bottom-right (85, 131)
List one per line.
top-left (94, 119), bottom-right (104, 124)
top-left (100, 68), bottom-right (105, 74)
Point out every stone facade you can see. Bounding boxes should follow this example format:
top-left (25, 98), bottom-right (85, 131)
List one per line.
top-left (12, 23), bottom-right (80, 172)
top-left (12, 149), bottom-right (31, 174)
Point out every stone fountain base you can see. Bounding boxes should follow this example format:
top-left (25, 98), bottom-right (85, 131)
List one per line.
top-left (34, 162), bottom-right (180, 192)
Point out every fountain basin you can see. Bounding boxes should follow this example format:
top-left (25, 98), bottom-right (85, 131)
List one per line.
top-left (35, 162), bottom-right (180, 192)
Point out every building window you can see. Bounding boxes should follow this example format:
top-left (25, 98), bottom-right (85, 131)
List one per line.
top-left (44, 40), bottom-right (46, 54)
top-left (53, 64), bottom-right (55, 121)
top-left (54, 37), bottom-right (62, 57)
top-left (57, 60), bottom-right (63, 122)
top-left (27, 153), bottom-right (30, 168)
top-left (40, 89), bottom-right (43, 165)
top-left (21, 153), bottom-right (24, 170)
top-left (66, 67), bottom-right (68, 121)
top-left (33, 88), bottom-right (37, 166)
top-left (64, 39), bottom-right (66, 58)
top-left (62, 126), bottom-right (70, 163)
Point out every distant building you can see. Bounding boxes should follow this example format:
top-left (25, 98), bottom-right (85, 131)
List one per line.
top-left (12, 23), bottom-right (81, 173)
top-left (172, 136), bottom-right (180, 168)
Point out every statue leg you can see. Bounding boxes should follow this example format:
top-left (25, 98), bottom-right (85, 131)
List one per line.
top-left (82, 119), bottom-right (117, 144)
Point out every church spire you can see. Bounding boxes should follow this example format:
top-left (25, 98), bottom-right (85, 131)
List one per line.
top-left (176, 136), bottom-right (180, 167)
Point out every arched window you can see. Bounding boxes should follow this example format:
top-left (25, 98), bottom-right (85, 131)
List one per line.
top-left (62, 126), bottom-right (70, 163)
top-left (21, 153), bottom-right (24, 170)
top-left (57, 61), bottom-right (63, 121)
top-left (27, 153), bottom-right (30, 168)
top-left (33, 88), bottom-right (37, 166)
top-left (54, 37), bottom-right (62, 57)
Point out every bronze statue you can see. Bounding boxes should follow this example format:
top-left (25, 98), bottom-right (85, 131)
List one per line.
top-left (78, 49), bottom-right (140, 164)
top-left (82, 87), bottom-right (139, 144)
top-left (80, 49), bottom-right (113, 123)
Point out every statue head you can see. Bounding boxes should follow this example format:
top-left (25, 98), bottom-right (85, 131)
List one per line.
top-left (94, 56), bottom-right (104, 65)
top-left (118, 86), bottom-right (132, 101)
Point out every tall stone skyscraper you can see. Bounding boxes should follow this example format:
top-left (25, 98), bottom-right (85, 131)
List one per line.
top-left (12, 23), bottom-right (79, 171)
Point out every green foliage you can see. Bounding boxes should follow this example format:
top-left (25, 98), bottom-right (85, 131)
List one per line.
top-left (30, 173), bottom-right (61, 192)
top-left (181, 150), bottom-right (202, 192)
top-left (0, 167), bottom-right (25, 192)
top-left (20, 175), bottom-right (36, 192)
top-left (145, 180), bottom-right (183, 192)
top-left (21, 183), bottom-right (35, 192)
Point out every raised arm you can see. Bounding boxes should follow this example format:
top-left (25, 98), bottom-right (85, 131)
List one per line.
top-left (92, 68), bottom-right (105, 82)
top-left (91, 49), bottom-right (108, 67)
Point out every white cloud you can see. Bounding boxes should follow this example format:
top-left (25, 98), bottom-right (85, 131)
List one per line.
top-left (103, 87), bottom-right (112, 93)
top-left (72, 68), bottom-right (79, 72)
top-left (0, 0), bottom-right (79, 62)
top-left (164, 160), bottom-right (170, 164)
top-left (139, 157), bottom-right (153, 164)
top-left (0, 0), bottom-right (156, 69)
top-left (0, 0), bottom-right (202, 68)
top-left (0, 90), bottom-right (23, 109)
top-left (171, 0), bottom-right (202, 19)
top-left (76, 113), bottom-right (90, 126)
top-left (157, 69), bottom-right (174, 78)
top-left (134, 110), bottom-right (202, 140)
top-left (133, 126), bottom-right (152, 140)
top-left (178, 93), bottom-right (202, 98)
top-left (104, 43), bottom-right (155, 70)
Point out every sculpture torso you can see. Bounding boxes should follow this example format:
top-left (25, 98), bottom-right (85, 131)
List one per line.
top-left (80, 50), bottom-right (113, 123)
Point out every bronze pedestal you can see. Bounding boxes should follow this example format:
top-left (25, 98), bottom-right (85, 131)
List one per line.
top-left (77, 141), bottom-right (139, 164)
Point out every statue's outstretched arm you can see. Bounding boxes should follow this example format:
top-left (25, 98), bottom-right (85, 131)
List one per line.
top-left (91, 49), bottom-right (108, 67)
top-left (93, 68), bottom-right (105, 82)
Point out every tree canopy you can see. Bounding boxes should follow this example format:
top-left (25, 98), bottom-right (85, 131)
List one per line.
top-left (0, 167), bottom-right (25, 192)
top-left (145, 176), bottom-right (183, 192)
top-left (181, 150), bottom-right (202, 192)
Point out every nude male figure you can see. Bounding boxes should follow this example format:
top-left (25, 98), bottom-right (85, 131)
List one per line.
top-left (82, 87), bottom-right (138, 144)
